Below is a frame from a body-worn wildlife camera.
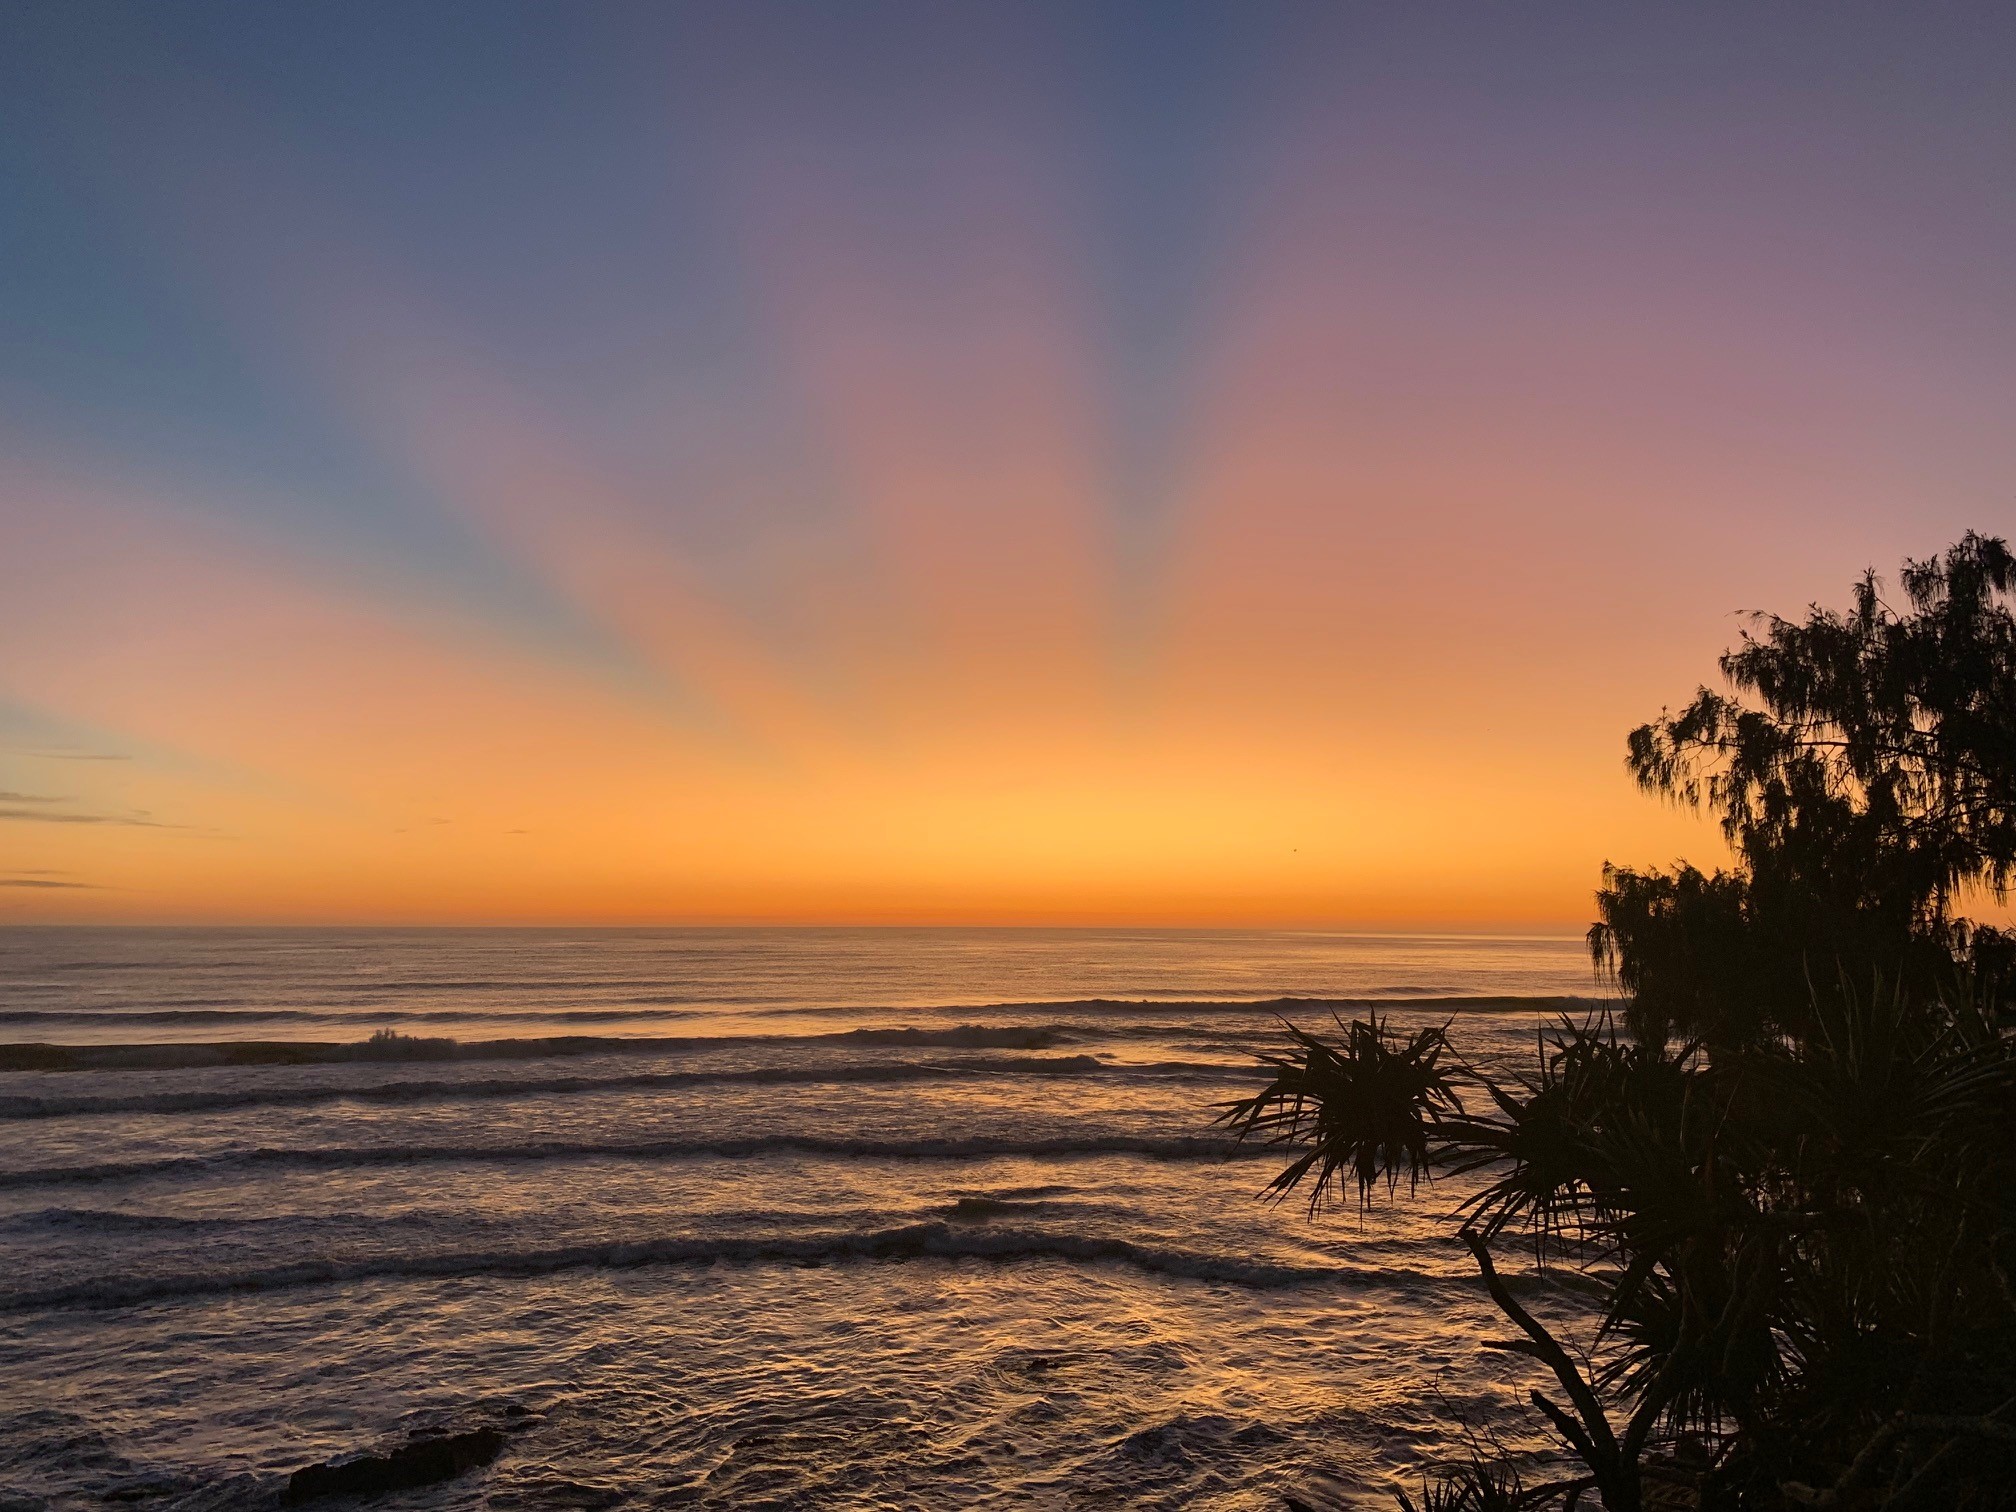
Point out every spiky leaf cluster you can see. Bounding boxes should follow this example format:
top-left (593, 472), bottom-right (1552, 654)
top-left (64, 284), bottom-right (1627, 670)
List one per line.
top-left (1226, 988), bottom-right (2016, 1509)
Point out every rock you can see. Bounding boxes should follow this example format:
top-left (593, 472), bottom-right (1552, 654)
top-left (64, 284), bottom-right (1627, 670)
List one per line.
top-left (284, 1427), bottom-right (504, 1504)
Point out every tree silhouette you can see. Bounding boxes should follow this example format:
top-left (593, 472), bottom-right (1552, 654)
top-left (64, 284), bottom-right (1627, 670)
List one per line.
top-left (1226, 987), bottom-right (2016, 1509)
top-left (1227, 534), bottom-right (2016, 1509)
top-left (1593, 532), bottom-right (2016, 1045)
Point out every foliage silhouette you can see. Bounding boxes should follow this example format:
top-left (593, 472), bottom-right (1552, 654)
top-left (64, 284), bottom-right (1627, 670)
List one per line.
top-left (1229, 534), bottom-right (2016, 1509)
top-left (1227, 989), bottom-right (2016, 1509)
top-left (1592, 532), bottom-right (2015, 1045)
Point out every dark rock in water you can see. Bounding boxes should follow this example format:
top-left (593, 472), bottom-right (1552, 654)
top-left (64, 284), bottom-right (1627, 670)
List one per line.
top-left (284, 1427), bottom-right (504, 1504)
top-left (102, 1474), bottom-right (195, 1503)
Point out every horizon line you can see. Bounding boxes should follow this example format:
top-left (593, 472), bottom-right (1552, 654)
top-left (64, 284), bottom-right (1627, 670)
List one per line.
top-left (0, 920), bottom-right (1592, 941)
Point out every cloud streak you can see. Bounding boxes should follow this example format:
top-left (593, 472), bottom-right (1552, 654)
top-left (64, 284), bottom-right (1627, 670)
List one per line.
top-left (0, 807), bottom-right (169, 827)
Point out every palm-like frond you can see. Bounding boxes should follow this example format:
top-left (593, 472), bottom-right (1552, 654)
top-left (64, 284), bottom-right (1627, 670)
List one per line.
top-left (1228, 977), bottom-right (2016, 1509)
top-left (1218, 1013), bottom-right (1467, 1214)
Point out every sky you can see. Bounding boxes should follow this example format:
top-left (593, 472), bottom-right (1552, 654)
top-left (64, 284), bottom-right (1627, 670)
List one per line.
top-left (1, 1), bottom-right (2012, 927)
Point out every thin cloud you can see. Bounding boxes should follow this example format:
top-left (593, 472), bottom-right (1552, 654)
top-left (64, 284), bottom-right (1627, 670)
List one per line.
top-left (0, 807), bottom-right (171, 827)
top-left (0, 792), bottom-right (67, 803)
top-left (0, 877), bottom-right (102, 889)
top-left (0, 749), bottom-right (131, 762)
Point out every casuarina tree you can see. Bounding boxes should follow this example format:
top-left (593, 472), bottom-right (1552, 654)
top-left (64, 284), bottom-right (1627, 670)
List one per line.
top-left (1592, 532), bottom-right (2016, 1046)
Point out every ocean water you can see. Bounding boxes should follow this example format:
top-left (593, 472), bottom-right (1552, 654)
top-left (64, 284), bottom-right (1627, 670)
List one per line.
top-left (0, 928), bottom-right (1606, 1510)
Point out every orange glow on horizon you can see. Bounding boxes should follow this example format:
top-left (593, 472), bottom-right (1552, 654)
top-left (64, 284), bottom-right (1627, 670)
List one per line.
top-left (4, 10), bottom-right (2010, 928)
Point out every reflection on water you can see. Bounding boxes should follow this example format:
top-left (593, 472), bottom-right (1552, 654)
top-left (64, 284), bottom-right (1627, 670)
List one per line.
top-left (0, 929), bottom-right (1601, 1509)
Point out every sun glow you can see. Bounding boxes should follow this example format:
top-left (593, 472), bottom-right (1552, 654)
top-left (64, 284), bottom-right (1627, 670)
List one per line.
top-left (3, 6), bottom-right (2008, 925)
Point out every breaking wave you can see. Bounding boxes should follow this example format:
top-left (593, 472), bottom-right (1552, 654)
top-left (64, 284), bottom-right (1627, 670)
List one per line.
top-left (0, 1023), bottom-right (1090, 1073)
top-left (0, 1221), bottom-right (1430, 1312)
top-left (0, 1055), bottom-right (1251, 1120)
top-left (0, 1132), bottom-right (1269, 1189)
top-left (0, 1007), bottom-right (725, 1025)
top-left (0, 992), bottom-right (1597, 1029)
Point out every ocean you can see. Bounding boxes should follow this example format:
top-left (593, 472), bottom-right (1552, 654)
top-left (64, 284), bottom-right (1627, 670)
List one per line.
top-left (0, 928), bottom-right (1604, 1510)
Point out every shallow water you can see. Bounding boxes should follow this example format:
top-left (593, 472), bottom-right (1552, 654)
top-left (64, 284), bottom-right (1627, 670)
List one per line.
top-left (0, 928), bottom-right (1605, 1510)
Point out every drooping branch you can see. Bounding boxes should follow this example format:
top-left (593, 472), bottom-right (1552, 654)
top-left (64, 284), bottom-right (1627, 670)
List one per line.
top-left (1461, 1230), bottom-right (1630, 1502)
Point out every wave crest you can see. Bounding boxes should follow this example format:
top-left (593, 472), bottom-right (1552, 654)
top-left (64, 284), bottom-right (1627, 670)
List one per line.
top-left (0, 1023), bottom-right (1093, 1074)
top-left (0, 1221), bottom-right (1415, 1312)
top-left (0, 1132), bottom-right (1265, 1189)
top-left (0, 1055), bottom-right (1250, 1120)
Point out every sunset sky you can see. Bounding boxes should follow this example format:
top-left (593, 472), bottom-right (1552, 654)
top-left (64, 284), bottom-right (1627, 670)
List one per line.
top-left (2, 3), bottom-right (2012, 926)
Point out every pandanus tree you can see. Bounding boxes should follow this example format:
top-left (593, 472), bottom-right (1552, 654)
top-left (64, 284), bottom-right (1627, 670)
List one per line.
top-left (1230, 536), bottom-right (2016, 1509)
top-left (1227, 993), bottom-right (2016, 1510)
